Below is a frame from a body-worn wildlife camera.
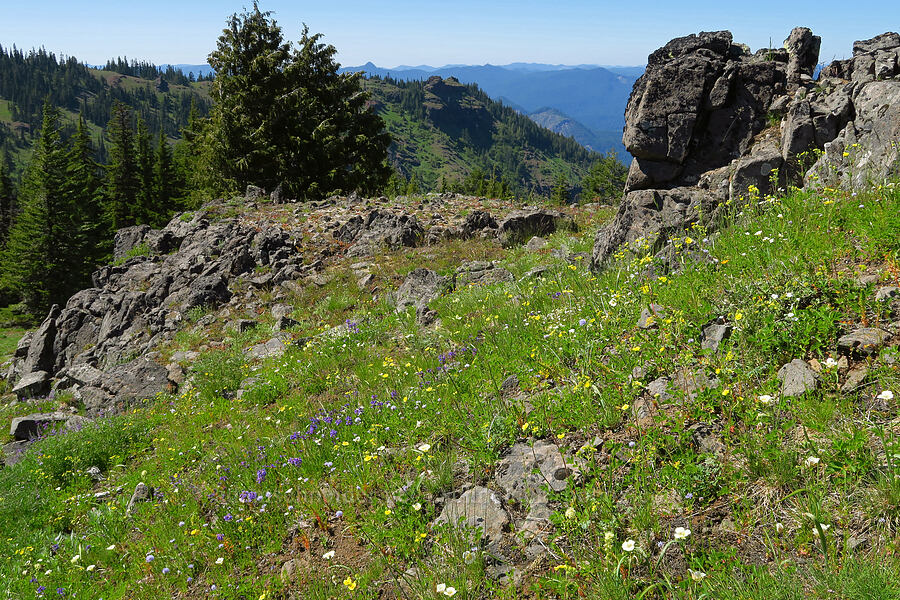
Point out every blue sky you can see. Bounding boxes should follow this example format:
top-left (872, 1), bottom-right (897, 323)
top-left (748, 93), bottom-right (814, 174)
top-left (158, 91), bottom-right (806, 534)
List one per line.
top-left (0, 0), bottom-right (891, 67)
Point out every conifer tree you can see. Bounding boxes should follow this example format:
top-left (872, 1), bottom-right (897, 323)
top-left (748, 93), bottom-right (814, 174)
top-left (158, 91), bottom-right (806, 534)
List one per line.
top-left (205, 4), bottom-right (390, 199)
top-left (154, 130), bottom-right (177, 216)
top-left (105, 102), bottom-right (139, 229)
top-left (1, 100), bottom-right (75, 313)
top-left (135, 116), bottom-right (156, 224)
top-left (0, 156), bottom-right (15, 245)
top-left (67, 116), bottom-right (107, 276)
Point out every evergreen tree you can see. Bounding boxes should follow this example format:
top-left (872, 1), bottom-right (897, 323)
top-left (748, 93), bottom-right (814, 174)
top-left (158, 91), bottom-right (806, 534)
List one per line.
top-left (154, 131), bottom-right (177, 217)
top-left (551, 172), bottom-right (570, 205)
top-left (135, 116), bottom-right (156, 223)
top-left (66, 116), bottom-right (107, 277)
top-left (1, 100), bottom-right (75, 313)
top-left (581, 153), bottom-right (627, 203)
top-left (0, 156), bottom-right (15, 244)
top-left (205, 4), bottom-right (390, 199)
top-left (105, 102), bottom-right (139, 229)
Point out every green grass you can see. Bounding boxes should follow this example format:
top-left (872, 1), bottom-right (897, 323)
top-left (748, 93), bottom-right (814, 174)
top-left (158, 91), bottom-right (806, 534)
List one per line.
top-left (0, 184), bottom-right (899, 598)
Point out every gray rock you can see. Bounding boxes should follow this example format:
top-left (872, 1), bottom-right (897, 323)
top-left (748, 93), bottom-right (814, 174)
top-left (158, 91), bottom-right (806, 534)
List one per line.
top-left (781, 99), bottom-right (816, 161)
top-left (12, 370), bottom-right (50, 399)
top-left (271, 304), bottom-right (294, 320)
top-left (113, 225), bottom-right (151, 262)
top-left (525, 236), bottom-right (548, 251)
top-left (247, 337), bottom-right (286, 360)
top-left (838, 328), bottom-right (892, 356)
top-left (875, 286), bottom-right (900, 302)
top-left (778, 359), bottom-right (819, 397)
top-left (784, 27), bottom-right (821, 85)
top-left (688, 423), bottom-right (726, 457)
top-left (233, 319), bottom-right (258, 333)
top-left (22, 305), bottom-right (60, 375)
top-left (637, 304), bottom-right (667, 329)
top-left (10, 411), bottom-right (88, 441)
top-left (807, 81), bottom-right (900, 190)
top-left (497, 208), bottom-right (574, 247)
top-left (455, 261), bottom-right (514, 286)
top-left (647, 376), bottom-right (672, 401)
top-left (435, 486), bottom-right (509, 549)
top-left (334, 209), bottom-right (423, 256)
top-left (701, 319), bottom-right (732, 352)
top-left (274, 315), bottom-right (299, 331)
top-left (396, 268), bottom-right (452, 313)
top-left (522, 265), bottom-right (551, 280)
top-left (841, 366), bottom-right (869, 393)
top-left (2, 441), bottom-right (29, 467)
top-left (495, 440), bottom-right (576, 539)
top-left (460, 210), bottom-right (498, 237)
top-left (499, 375), bottom-right (520, 398)
top-left (126, 482), bottom-right (152, 514)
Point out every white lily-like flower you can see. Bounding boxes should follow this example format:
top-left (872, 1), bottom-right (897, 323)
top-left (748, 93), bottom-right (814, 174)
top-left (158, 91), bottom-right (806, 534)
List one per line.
top-left (622, 539), bottom-right (635, 552)
top-left (674, 527), bottom-right (691, 540)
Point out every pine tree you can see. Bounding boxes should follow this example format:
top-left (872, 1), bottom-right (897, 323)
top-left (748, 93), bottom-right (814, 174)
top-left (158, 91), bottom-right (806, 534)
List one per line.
top-left (205, 5), bottom-right (390, 199)
top-left (1, 100), bottom-right (75, 313)
top-left (105, 102), bottom-right (139, 229)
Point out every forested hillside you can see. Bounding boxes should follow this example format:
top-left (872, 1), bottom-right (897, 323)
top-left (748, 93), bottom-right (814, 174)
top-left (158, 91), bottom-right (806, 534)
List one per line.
top-left (367, 75), bottom-right (621, 198)
top-left (0, 45), bottom-right (211, 172)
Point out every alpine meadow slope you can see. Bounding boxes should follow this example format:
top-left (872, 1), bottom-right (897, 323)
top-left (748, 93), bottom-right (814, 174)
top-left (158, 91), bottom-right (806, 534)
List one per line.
top-left (0, 22), bottom-right (900, 600)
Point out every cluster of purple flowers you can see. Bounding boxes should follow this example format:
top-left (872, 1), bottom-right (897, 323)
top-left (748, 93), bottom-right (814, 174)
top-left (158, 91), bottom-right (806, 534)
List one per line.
top-left (238, 490), bottom-right (259, 503)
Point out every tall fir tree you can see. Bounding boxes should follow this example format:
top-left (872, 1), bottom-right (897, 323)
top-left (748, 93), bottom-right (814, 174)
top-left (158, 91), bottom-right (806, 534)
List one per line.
top-left (105, 102), bottom-right (139, 229)
top-left (205, 5), bottom-right (390, 199)
top-left (154, 130), bottom-right (177, 216)
top-left (1, 100), bottom-right (76, 313)
top-left (66, 116), bottom-right (107, 279)
top-left (135, 116), bottom-right (156, 224)
top-left (0, 155), bottom-right (15, 245)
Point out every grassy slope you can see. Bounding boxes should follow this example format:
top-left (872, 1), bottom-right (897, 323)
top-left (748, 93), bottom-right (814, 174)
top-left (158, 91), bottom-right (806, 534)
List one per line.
top-left (1, 183), bottom-right (900, 598)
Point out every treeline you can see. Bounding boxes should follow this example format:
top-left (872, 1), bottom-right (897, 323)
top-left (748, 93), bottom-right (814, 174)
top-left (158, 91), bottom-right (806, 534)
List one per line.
top-left (0, 99), bottom-right (194, 317)
top-left (102, 57), bottom-right (215, 84)
top-left (0, 45), bottom-right (210, 167)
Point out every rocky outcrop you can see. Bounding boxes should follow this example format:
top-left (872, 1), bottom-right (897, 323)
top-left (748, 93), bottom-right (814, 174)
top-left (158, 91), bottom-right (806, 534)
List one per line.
top-left (592, 28), bottom-right (900, 270)
top-left (4, 204), bottom-right (310, 415)
top-left (333, 209), bottom-right (424, 257)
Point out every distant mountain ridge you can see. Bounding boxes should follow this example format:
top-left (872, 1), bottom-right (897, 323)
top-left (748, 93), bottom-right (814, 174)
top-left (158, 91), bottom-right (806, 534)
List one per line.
top-left (340, 61), bottom-right (641, 156)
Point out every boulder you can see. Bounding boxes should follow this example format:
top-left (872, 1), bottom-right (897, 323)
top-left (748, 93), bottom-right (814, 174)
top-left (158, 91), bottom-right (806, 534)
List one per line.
top-left (807, 81), bottom-right (900, 190)
top-left (784, 27), bottom-right (821, 85)
top-left (497, 208), bottom-right (573, 247)
top-left (837, 327), bottom-right (892, 356)
top-left (435, 486), bottom-right (509, 549)
top-left (113, 225), bottom-right (151, 262)
top-left (12, 370), bottom-right (50, 399)
top-left (10, 411), bottom-right (88, 441)
top-left (461, 210), bottom-right (498, 237)
top-left (592, 187), bottom-right (717, 267)
top-left (778, 359), bottom-right (819, 397)
top-left (701, 318), bottom-right (732, 352)
top-left (395, 269), bottom-right (452, 313)
top-left (22, 305), bottom-right (60, 375)
top-left (637, 304), bottom-right (667, 329)
top-left (455, 261), bottom-right (514, 286)
top-left (495, 440), bottom-right (576, 539)
top-left (334, 209), bottom-right (424, 256)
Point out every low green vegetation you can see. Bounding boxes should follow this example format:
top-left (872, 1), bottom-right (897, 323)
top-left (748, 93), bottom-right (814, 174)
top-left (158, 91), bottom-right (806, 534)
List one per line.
top-left (0, 181), bottom-right (898, 598)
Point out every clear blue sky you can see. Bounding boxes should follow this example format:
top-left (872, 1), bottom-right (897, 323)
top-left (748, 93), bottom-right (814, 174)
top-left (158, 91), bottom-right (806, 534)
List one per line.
top-left (0, 0), bottom-right (891, 68)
